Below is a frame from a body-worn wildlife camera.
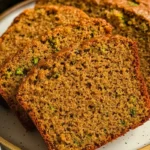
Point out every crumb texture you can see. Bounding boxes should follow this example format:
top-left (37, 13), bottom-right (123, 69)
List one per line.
top-left (0, 5), bottom-right (89, 67)
top-left (36, 0), bottom-right (150, 95)
top-left (0, 5), bottom-right (89, 129)
top-left (17, 36), bottom-right (150, 150)
top-left (0, 14), bottom-right (112, 129)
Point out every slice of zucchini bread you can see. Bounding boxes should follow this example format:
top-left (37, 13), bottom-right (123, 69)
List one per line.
top-left (36, 0), bottom-right (150, 93)
top-left (0, 18), bottom-right (112, 129)
top-left (17, 35), bottom-right (150, 150)
top-left (0, 5), bottom-right (89, 67)
top-left (0, 5), bottom-right (90, 129)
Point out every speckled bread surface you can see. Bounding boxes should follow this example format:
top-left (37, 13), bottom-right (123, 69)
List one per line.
top-left (0, 5), bottom-right (89, 129)
top-left (0, 5), bottom-right (89, 67)
top-left (36, 0), bottom-right (150, 94)
top-left (17, 35), bottom-right (150, 150)
top-left (0, 15), bottom-right (112, 129)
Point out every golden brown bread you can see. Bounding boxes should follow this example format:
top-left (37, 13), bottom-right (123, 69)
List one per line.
top-left (0, 11), bottom-right (112, 129)
top-left (0, 5), bottom-right (89, 129)
top-left (17, 35), bottom-right (150, 150)
top-left (36, 0), bottom-right (150, 94)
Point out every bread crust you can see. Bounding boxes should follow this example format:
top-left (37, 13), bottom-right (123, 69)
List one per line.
top-left (36, 0), bottom-right (150, 23)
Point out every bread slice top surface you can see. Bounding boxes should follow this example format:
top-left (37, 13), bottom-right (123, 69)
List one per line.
top-left (0, 17), bottom-right (112, 129)
top-left (36, 0), bottom-right (150, 95)
top-left (0, 5), bottom-right (89, 67)
top-left (17, 35), bottom-right (150, 150)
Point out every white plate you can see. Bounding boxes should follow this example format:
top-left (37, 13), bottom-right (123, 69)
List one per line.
top-left (0, 1), bottom-right (150, 150)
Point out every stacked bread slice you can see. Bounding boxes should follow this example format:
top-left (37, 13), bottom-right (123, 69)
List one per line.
top-left (0, 16), bottom-right (112, 129)
top-left (0, 0), bottom-right (150, 149)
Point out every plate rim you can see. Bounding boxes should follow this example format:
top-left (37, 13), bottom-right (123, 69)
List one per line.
top-left (0, 0), bottom-right (35, 21)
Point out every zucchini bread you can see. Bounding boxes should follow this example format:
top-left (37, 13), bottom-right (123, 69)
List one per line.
top-left (0, 17), bottom-right (112, 129)
top-left (0, 5), bottom-right (90, 129)
top-left (36, 0), bottom-right (150, 94)
top-left (17, 35), bottom-right (150, 150)
top-left (0, 5), bottom-right (89, 67)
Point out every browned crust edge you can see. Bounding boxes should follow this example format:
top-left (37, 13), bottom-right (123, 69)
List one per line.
top-left (35, 0), bottom-right (150, 24)
top-left (0, 5), bottom-right (60, 50)
top-left (0, 42), bottom-right (36, 130)
top-left (100, 1), bottom-right (150, 24)
top-left (17, 35), bottom-right (150, 149)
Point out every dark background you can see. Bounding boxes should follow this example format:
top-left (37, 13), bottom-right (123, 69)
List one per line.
top-left (0, 0), bottom-right (23, 14)
top-left (0, 0), bottom-right (23, 107)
